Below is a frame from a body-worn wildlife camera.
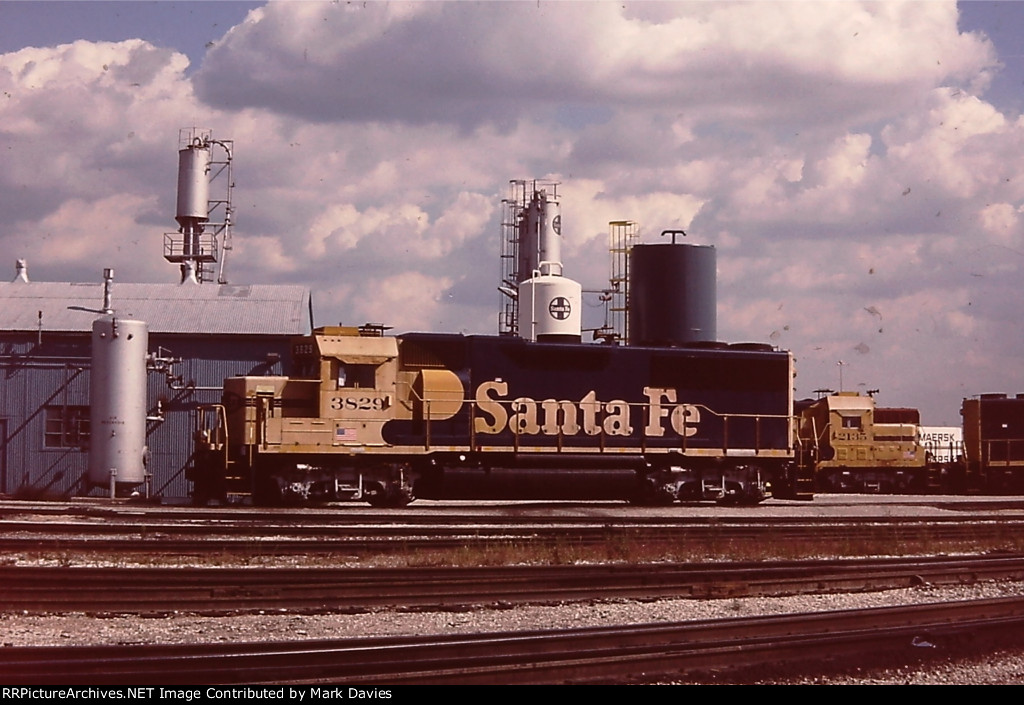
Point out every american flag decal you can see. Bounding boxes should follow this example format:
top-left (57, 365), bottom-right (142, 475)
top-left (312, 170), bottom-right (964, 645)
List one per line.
top-left (335, 427), bottom-right (358, 442)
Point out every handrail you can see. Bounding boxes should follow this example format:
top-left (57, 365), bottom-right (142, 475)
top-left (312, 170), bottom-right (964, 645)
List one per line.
top-left (410, 396), bottom-right (792, 454)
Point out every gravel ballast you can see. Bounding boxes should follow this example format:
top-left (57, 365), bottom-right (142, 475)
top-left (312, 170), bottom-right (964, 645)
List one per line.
top-left (3, 578), bottom-right (1024, 684)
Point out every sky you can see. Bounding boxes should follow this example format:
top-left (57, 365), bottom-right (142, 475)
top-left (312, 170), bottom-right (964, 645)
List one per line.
top-left (1, 1), bottom-right (1022, 425)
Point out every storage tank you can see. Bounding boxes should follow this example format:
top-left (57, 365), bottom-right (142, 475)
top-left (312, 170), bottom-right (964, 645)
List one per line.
top-left (629, 238), bottom-right (716, 346)
top-left (176, 139), bottom-right (210, 262)
top-left (89, 317), bottom-right (149, 491)
top-left (518, 270), bottom-right (582, 343)
top-left (516, 188), bottom-right (561, 283)
top-left (176, 140), bottom-right (210, 223)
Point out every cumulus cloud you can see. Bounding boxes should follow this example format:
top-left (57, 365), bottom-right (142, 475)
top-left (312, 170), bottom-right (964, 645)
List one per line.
top-left (1, 1), bottom-right (1022, 424)
top-left (195, 2), bottom-right (994, 131)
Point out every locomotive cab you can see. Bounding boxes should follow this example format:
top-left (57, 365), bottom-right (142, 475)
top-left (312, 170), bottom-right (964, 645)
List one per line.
top-left (798, 392), bottom-right (930, 493)
top-left (192, 326), bottom-right (414, 506)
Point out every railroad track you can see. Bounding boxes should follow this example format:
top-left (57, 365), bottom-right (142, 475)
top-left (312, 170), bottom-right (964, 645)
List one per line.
top-left (4, 597), bottom-right (1024, 684)
top-left (3, 517), bottom-right (1024, 556)
top-left (4, 555), bottom-right (1024, 614)
top-left (6, 497), bottom-right (1024, 525)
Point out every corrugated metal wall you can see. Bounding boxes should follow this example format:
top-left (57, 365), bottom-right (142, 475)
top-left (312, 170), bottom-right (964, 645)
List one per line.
top-left (0, 333), bottom-right (292, 500)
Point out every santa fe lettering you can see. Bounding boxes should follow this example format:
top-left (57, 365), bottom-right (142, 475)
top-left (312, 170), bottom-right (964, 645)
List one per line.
top-left (472, 381), bottom-right (699, 438)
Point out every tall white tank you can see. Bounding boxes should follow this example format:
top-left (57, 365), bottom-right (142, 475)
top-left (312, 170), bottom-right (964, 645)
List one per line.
top-left (176, 141), bottom-right (210, 224)
top-left (519, 273), bottom-right (582, 343)
top-left (89, 317), bottom-right (149, 489)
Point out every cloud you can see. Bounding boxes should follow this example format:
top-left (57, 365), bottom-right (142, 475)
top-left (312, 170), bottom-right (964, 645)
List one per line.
top-left (1, 1), bottom-right (1022, 425)
top-left (194, 2), bottom-right (996, 130)
top-left (0, 39), bottom-right (194, 226)
top-left (6, 193), bottom-right (168, 284)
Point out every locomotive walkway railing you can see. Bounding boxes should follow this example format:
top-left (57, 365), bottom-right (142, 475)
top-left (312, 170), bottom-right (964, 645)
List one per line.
top-left (416, 397), bottom-right (794, 457)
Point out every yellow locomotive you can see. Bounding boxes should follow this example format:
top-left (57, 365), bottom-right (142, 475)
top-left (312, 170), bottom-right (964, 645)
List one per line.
top-left (796, 392), bottom-right (931, 492)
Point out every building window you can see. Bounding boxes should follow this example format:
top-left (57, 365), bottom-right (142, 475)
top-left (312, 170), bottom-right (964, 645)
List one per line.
top-left (44, 406), bottom-right (90, 449)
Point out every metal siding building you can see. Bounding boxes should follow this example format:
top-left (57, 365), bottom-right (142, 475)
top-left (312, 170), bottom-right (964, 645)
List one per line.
top-left (0, 280), bottom-right (311, 499)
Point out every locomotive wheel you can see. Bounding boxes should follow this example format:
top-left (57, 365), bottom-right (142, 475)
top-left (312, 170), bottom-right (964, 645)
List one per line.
top-left (365, 481), bottom-right (415, 508)
top-left (715, 482), bottom-right (765, 506)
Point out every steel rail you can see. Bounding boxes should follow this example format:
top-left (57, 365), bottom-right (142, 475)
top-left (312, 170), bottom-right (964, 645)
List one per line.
top-left (3, 597), bottom-right (1024, 684)
top-left (5, 498), bottom-right (1024, 523)
top-left (1, 518), bottom-right (1022, 556)
top-left (7, 515), bottom-right (1024, 533)
top-left (3, 555), bottom-right (1024, 614)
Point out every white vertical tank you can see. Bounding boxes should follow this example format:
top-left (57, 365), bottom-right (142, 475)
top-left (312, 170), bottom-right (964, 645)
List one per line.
top-left (513, 185), bottom-right (581, 342)
top-left (89, 317), bottom-right (149, 489)
top-left (176, 141), bottom-right (211, 223)
top-left (176, 140), bottom-right (210, 262)
top-left (519, 269), bottom-right (582, 343)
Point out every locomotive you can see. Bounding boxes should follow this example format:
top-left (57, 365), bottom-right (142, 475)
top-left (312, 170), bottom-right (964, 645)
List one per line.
top-left (189, 326), bottom-right (810, 506)
top-left (795, 391), bottom-right (1024, 494)
top-left (796, 393), bottom-right (929, 493)
top-left (189, 183), bottom-right (812, 506)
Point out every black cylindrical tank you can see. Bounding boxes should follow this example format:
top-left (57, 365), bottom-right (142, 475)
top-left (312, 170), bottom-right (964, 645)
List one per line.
top-left (629, 241), bottom-right (716, 346)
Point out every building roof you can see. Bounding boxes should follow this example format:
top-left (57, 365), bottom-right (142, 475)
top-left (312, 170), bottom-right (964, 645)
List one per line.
top-left (0, 281), bottom-right (312, 336)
